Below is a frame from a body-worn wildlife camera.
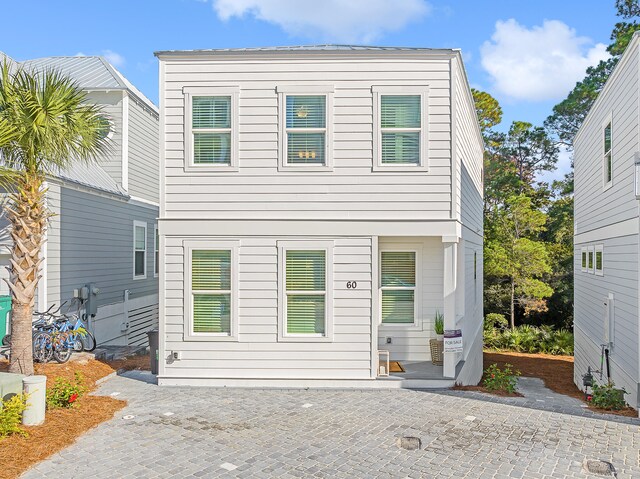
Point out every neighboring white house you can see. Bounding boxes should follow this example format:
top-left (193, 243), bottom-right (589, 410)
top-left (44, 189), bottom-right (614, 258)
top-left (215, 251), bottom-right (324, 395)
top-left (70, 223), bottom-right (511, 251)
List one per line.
top-left (0, 53), bottom-right (160, 347)
top-left (574, 32), bottom-right (640, 413)
top-left (155, 45), bottom-right (484, 388)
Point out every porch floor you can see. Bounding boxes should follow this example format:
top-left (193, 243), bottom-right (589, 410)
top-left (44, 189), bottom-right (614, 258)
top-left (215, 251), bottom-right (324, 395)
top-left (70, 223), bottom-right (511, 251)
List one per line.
top-left (376, 360), bottom-right (465, 389)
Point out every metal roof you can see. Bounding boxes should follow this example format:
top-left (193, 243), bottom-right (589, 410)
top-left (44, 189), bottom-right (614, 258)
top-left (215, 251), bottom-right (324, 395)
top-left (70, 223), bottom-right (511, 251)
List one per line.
top-left (155, 44), bottom-right (457, 56)
top-left (49, 161), bottom-right (128, 198)
top-left (19, 56), bottom-right (157, 113)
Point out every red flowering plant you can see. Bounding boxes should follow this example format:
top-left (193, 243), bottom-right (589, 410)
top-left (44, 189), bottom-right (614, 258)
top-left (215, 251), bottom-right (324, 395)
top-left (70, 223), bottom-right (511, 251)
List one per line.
top-left (46, 372), bottom-right (87, 409)
top-left (483, 363), bottom-right (520, 394)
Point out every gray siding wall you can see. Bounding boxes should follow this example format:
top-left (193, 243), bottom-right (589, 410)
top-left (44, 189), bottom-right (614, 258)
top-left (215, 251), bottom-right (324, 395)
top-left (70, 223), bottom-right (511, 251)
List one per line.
top-left (573, 236), bottom-right (639, 407)
top-left (574, 41), bottom-right (639, 235)
top-left (574, 38), bottom-right (640, 408)
top-left (164, 235), bottom-right (373, 380)
top-left (46, 182), bottom-right (158, 307)
top-left (161, 54), bottom-right (453, 220)
top-left (454, 57), bottom-right (484, 234)
top-left (127, 98), bottom-right (160, 203)
top-left (87, 91), bottom-right (124, 186)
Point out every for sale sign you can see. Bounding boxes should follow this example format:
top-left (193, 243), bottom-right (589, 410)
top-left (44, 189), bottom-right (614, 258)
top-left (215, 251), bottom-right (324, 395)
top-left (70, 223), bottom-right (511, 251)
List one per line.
top-left (444, 329), bottom-right (463, 353)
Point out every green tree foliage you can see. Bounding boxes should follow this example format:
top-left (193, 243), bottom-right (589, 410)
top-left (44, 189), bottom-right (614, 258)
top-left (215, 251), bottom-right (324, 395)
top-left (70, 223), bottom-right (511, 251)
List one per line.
top-left (485, 195), bottom-right (554, 329)
top-left (471, 88), bottom-right (503, 135)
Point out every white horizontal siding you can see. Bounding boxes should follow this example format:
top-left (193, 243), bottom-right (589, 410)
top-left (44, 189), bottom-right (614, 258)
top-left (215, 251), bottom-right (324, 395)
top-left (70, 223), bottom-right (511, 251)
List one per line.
top-left (574, 235), bottom-right (638, 382)
top-left (574, 42), bottom-right (639, 234)
top-left (127, 99), bottom-right (159, 203)
top-left (161, 56), bottom-right (453, 220)
top-left (163, 235), bottom-right (373, 380)
top-left (87, 91), bottom-right (123, 185)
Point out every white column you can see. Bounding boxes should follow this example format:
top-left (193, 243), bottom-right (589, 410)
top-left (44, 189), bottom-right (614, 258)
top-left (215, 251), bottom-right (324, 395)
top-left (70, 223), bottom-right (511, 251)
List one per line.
top-left (443, 237), bottom-right (459, 378)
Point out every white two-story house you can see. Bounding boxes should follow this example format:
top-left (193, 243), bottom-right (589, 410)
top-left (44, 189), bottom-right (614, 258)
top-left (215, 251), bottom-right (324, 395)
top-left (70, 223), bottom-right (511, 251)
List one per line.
top-left (155, 45), bottom-right (484, 388)
top-left (574, 32), bottom-right (640, 412)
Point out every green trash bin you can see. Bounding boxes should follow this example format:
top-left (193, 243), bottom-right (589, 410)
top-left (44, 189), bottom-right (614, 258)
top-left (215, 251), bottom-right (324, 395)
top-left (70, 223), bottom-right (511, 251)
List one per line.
top-left (0, 295), bottom-right (11, 345)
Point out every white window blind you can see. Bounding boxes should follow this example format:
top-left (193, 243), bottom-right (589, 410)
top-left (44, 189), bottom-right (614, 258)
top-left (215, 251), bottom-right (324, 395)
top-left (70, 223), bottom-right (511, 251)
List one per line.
top-left (192, 96), bottom-right (232, 165)
top-left (380, 95), bottom-right (421, 165)
top-left (285, 250), bottom-right (326, 335)
top-left (380, 251), bottom-right (416, 324)
top-left (191, 250), bottom-right (232, 334)
top-left (285, 95), bottom-right (326, 165)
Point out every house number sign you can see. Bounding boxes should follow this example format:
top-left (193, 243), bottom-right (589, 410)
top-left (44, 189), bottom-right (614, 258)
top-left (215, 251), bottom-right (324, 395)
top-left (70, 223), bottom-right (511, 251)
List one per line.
top-left (346, 281), bottom-right (357, 289)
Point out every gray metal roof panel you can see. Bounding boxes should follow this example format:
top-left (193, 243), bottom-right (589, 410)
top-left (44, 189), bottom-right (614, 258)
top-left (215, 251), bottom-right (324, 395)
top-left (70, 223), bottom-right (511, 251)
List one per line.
top-left (49, 161), bottom-right (128, 198)
top-left (155, 44), bottom-right (457, 55)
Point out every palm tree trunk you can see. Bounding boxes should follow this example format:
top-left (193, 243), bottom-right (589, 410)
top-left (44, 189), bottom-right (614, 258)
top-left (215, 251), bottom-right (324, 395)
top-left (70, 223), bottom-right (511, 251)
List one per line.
top-left (6, 174), bottom-right (47, 375)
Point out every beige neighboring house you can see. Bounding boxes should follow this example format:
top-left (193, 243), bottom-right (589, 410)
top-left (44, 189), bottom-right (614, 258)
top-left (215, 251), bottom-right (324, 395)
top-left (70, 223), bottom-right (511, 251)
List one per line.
top-left (155, 45), bottom-right (484, 388)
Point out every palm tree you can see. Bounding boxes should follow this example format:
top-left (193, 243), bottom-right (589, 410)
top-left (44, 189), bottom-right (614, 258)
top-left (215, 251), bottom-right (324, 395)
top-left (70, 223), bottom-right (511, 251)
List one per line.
top-left (0, 62), bottom-right (107, 374)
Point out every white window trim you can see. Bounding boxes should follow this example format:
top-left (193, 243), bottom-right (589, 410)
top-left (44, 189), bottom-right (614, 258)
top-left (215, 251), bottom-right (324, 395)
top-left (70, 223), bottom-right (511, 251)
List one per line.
top-left (277, 85), bottom-right (334, 172)
top-left (154, 224), bottom-right (159, 278)
top-left (183, 240), bottom-right (239, 342)
top-left (378, 243), bottom-right (423, 331)
top-left (603, 114), bottom-right (613, 191)
top-left (277, 240), bottom-right (334, 342)
top-left (183, 85), bottom-right (239, 173)
top-left (588, 245), bottom-right (595, 274)
top-left (372, 85), bottom-right (429, 172)
top-left (595, 244), bottom-right (604, 276)
top-left (580, 246), bottom-right (588, 273)
top-left (133, 220), bottom-right (147, 280)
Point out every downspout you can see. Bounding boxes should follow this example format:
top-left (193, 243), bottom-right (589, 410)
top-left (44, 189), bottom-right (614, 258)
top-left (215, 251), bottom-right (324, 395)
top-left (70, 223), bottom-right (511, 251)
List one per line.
top-left (121, 91), bottom-right (130, 192)
top-left (37, 181), bottom-right (48, 311)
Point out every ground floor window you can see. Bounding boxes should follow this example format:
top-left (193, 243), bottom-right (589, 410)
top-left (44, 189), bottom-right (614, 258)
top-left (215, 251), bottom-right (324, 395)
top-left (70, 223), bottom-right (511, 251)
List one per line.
top-left (184, 240), bottom-right (238, 341)
top-left (285, 250), bottom-right (326, 335)
top-left (380, 251), bottom-right (416, 324)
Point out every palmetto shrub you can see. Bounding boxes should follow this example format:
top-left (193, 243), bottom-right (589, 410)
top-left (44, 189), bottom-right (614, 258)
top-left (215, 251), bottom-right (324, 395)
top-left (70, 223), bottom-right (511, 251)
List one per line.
top-left (483, 319), bottom-right (573, 355)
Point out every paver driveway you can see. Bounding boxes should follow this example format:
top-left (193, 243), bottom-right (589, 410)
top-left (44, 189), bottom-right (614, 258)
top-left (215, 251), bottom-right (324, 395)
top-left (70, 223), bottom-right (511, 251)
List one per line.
top-left (23, 371), bottom-right (640, 479)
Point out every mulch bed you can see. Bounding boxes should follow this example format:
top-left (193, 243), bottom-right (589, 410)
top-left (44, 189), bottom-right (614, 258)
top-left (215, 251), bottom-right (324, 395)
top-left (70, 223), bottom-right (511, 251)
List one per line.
top-left (482, 350), bottom-right (638, 418)
top-left (0, 357), bottom-right (126, 479)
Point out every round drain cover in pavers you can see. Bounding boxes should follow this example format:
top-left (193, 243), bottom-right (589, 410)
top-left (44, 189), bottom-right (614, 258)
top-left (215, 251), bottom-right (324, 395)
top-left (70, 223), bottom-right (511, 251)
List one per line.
top-left (396, 436), bottom-right (421, 450)
top-left (583, 459), bottom-right (615, 476)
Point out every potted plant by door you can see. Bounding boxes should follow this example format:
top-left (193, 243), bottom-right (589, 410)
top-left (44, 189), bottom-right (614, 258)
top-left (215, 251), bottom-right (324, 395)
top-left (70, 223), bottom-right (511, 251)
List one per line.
top-left (430, 311), bottom-right (445, 365)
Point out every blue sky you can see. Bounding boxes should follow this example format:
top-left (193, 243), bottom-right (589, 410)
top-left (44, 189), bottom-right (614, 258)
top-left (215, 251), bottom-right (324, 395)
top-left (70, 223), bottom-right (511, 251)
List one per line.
top-left (0, 0), bottom-right (620, 178)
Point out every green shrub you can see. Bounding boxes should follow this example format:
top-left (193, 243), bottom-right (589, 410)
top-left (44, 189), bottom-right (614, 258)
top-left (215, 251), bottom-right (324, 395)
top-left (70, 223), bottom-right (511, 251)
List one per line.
top-left (46, 372), bottom-right (86, 409)
top-left (0, 394), bottom-right (27, 439)
top-left (483, 324), bottom-right (574, 355)
top-left (484, 313), bottom-right (508, 332)
top-left (483, 363), bottom-right (520, 394)
top-left (589, 383), bottom-right (627, 410)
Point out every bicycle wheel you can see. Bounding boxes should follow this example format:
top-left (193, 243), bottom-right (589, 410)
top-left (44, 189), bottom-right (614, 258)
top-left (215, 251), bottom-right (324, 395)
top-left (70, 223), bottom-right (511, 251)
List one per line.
top-left (52, 334), bottom-right (72, 363)
top-left (80, 331), bottom-right (96, 352)
top-left (33, 332), bottom-right (54, 363)
top-left (72, 333), bottom-right (84, 352)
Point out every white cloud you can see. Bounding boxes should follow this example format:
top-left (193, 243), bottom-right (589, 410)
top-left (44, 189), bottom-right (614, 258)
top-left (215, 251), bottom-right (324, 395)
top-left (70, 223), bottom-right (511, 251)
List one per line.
top-left (75, 50), bottom-right (126, 68)
top-left (211, 0), bottom-right (430, 43)
top-left (480, 19), bottom-right (609, 102)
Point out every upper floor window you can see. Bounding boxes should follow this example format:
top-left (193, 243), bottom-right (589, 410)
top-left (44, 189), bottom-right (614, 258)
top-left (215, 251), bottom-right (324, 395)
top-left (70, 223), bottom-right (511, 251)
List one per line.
top-left (373, 86), bottom-right (428, 171)
top-left (277, 85), bottom-right (334, 171)
top-left (133, 221), bottom-right (147, 280)
top-left (193, 96), bottom-right (231, 165)
top-left (604, 120), bottom-right (612, 188)
top-left (183, 86), bottom-right (239, 172)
